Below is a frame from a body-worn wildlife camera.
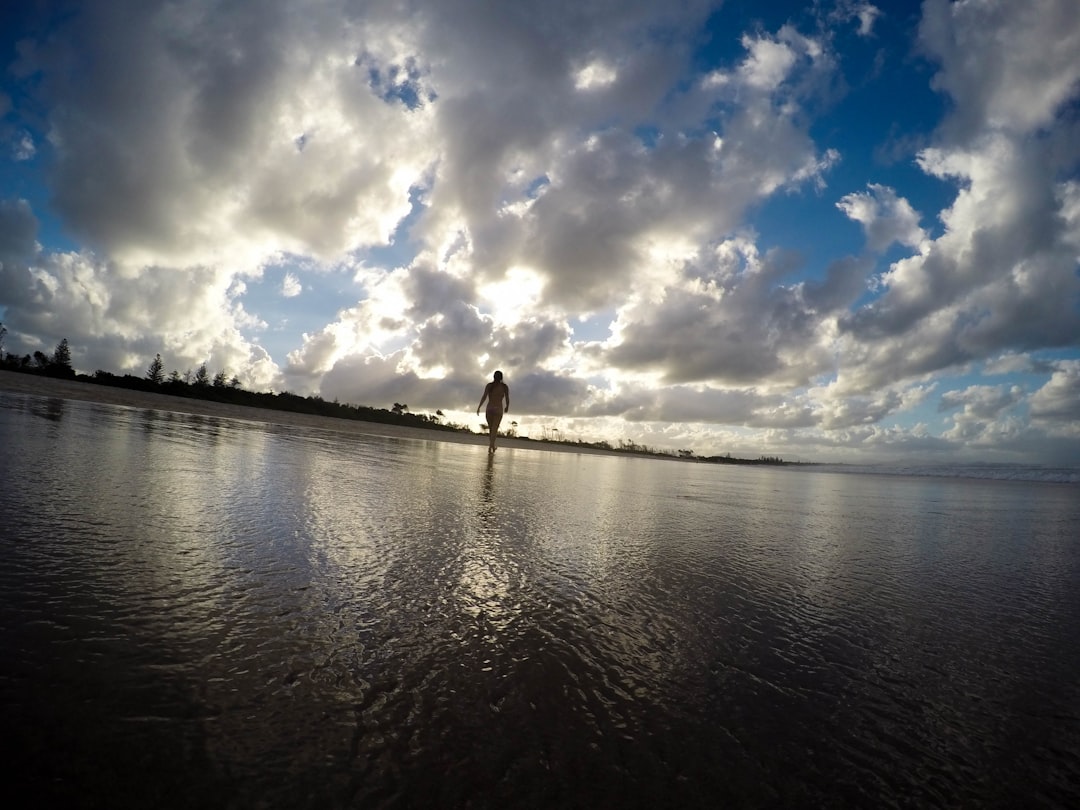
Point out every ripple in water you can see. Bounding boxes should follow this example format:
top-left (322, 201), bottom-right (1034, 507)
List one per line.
top-left (2, 392), bottom-right (1079, 808)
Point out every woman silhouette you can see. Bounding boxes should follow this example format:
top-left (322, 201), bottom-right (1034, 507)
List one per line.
top-left (476, 370), bottom-right (510, 453)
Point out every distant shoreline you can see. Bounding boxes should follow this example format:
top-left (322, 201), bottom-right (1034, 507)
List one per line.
top-left (0, 370), bottom-right (635, 459)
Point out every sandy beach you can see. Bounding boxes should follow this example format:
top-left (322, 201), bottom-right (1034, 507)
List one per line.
top-left (0, 370), bottom-right (623, 458)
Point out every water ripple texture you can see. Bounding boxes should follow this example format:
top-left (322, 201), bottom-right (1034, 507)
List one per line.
top-left (2, 392), bottom-right (1079, 808)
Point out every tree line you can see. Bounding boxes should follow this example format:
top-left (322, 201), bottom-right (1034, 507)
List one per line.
top-left (0, 327), bottom-right (463, 433)
top-left (0, 326), bottom-right (77, 379)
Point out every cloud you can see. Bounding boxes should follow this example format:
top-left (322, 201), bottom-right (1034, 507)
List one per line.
top-left (282, 8), bottom-right (848, 402)
top-left (320, 351), bottom-right (435, 411)
top-left (854, 5), bottom-right (881, 37)
top-left (284, 308), bottom-right (370, 386)
top-left (1029, 361), bottom-right (1080, 425)
top-left (11, 131), bottom-right (35, 160)
top-left (836, 184), bottom-right (926, 252)
top-left (836, 133), bottom-right (1080, 394)
top-left (982, 352), bottom-right (1038, 376)
top-left (281, 273), bottom-right (302, 298)
top-left (920, 0), bottom-right (1080, 139)
top-left (832, 0), bottom-right (1080, 396)
top-left (506, 370), bottom-right (591, 416)
top-left (939, 384), bottom-right (1024, 418)
top-left (2, 245), bottom-right (277, 386)
top-left (23, 0), bottom-right (437, 269)
top-left (416, 15), bottom-right (838, 315)
top-left (0, 199), bottom-right (50, 344)
top-left (604, 238), bottom-right (865, 388)
top-left (0, 198), bottom-right (38, 264)
top-left (739, 34), bottom-right (799, 91)
top-left (817, 388), bottom-right (904, 430)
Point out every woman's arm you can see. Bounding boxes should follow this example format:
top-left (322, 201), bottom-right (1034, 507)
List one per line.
top-left (504, 385), bottom-right (509, 413)
top-left (477, 383), bottom-right (491, 415)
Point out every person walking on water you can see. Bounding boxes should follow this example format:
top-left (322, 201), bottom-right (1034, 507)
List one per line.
top-left (477, 370), bottom-right (510, 454)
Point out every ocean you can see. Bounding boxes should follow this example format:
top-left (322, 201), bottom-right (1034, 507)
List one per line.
top-left (2, 391), bottom-right (1078, 808)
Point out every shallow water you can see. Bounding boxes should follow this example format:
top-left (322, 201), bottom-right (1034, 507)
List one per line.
top-left (2, 393), bottom-right (1079, 808)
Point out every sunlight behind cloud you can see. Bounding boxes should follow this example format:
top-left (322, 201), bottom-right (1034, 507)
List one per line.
top-left (574, 61), bottom-right (618, 90)
top-left (477, 266), bottom-right (546, 326)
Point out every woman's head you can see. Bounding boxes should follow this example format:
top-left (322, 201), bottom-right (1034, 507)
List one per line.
top-left (493, 370), bottom-right (503, 382)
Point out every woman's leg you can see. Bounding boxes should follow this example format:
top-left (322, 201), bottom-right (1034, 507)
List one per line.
top-left (487, 410), bottom-right (502, 451)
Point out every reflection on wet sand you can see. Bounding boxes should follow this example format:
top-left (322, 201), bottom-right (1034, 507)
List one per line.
top-left (2, 392), bottom-right (1079, 808)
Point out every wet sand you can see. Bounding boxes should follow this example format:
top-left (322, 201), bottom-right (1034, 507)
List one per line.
top-left (5, 385), bottom-right (1079, 807)
top-left (0, 370), bottom-right (622, 458)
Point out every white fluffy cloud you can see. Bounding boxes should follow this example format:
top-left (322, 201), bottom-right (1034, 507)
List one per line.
top-left (281, 273), bottom-right (302, 298)
top-left (22, 0), bottom-right (437, 269)
top-left (919, 0), bottom-right (1080, 138)
top-left (833, 0), bottom-right (1080, 404)
top-left (1029, 361), bottom-right (1080, 430)
top-left (837, 184), bottom-right (926, 252)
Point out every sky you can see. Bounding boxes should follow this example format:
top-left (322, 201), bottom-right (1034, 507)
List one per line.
top-left (1, 0), bottom-right (1078, 466)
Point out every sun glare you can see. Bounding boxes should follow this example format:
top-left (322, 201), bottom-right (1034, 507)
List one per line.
top-left (478, 267), bottom-right (546, 324)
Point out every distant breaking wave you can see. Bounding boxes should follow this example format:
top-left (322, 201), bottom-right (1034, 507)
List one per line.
top-left (800, 463), bottom-right (1080, 484)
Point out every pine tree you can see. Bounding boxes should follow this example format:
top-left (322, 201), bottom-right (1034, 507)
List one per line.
top-left (52, 338), bottom-right (73, 370)
top-left (194, 363), bottom-right (209, 386)
top-left (147, 354), bottom-right (165, 385)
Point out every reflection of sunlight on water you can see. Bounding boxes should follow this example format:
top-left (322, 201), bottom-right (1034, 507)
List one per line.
top-left (456, 454), bottom-right (520, 631)
top-left (458, 452), bottom-right (712, 708)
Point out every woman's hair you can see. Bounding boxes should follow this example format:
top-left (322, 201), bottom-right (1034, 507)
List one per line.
top-left (493, 370), bottom-right (503, 381)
